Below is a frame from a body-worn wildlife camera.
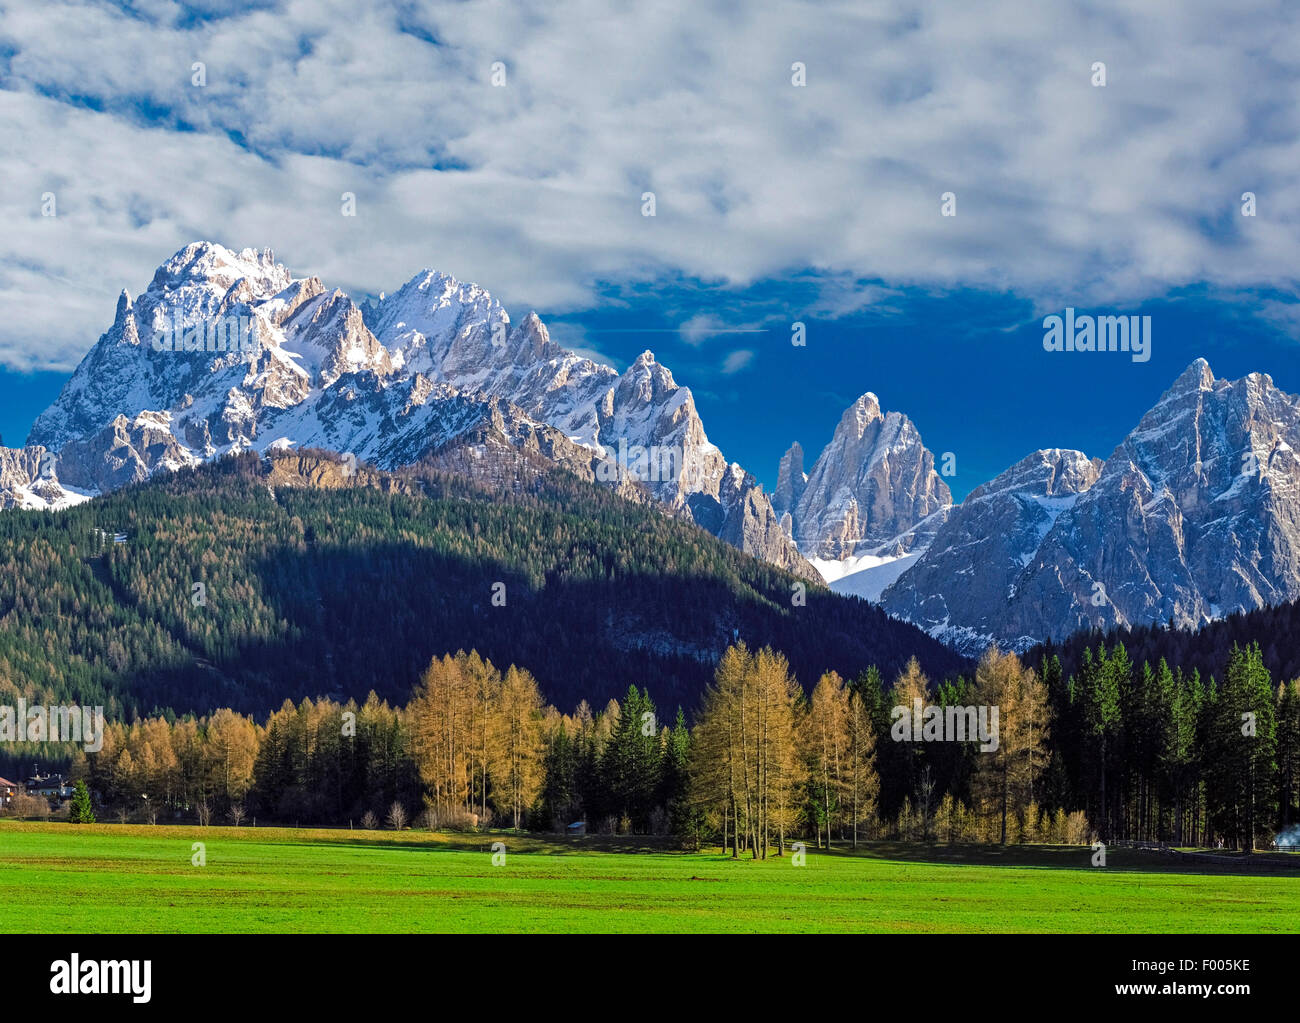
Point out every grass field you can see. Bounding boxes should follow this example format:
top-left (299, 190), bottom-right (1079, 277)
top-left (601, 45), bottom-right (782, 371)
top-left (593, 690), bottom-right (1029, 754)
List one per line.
top-left (1, 821), bottom-right (1296, 933)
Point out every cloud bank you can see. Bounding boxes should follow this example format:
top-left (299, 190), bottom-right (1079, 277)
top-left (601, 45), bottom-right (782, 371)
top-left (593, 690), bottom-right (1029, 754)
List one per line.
top-left (0, 0), bottom-right (1297, 370)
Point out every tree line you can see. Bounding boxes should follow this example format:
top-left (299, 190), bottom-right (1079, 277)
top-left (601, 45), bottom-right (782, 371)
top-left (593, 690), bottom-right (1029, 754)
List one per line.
top-left (1036, 640), bottom-right (1299, 850)
top-left (2, 644), bottom-right (1074, 849)
top-left (16, 638), bottom-right (1295, 852)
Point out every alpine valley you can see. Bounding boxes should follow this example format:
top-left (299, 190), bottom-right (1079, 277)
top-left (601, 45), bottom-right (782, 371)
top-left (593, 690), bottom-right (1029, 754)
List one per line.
top-left (9, 241), bottom-right (1300, 664)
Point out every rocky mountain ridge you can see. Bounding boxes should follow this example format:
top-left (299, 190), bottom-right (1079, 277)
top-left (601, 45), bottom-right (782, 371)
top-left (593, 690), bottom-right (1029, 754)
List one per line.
top-left (14, 242), bottom-right (815, 581)
top-left (876, 359), bottom-right (1300, 653)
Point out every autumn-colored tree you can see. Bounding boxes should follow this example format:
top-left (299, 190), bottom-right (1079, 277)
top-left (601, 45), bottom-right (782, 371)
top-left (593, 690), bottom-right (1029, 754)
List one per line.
top-left (491, 665), bottom-right (546, 828)
top-left (204, 708), bottom-right (258, 806)
top-left (971, 648), bottom-right (1050, 844)
top-left (757, 648), bottom-right (806, 856)
top-left (409, 653), bottom-right (479, 815)
top-left (845, 686), bottom-right (880, 847)
top-left (461, 651), bottom-right (499, 819)
top-left (690, 644), bottom-right (802, 859)
top-left (171, 717), bottom-right (206, 808)
top-left (885, 657), bottom-right (930, 817)
top-left (804, 671), bottom-right (850, 848)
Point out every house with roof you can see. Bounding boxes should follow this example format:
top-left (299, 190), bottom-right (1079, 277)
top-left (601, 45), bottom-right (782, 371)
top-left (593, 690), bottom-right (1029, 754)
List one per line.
top-left (0, 777), bottom-right (17, 807)
top-left (25, 769), bottom-right (74, 802)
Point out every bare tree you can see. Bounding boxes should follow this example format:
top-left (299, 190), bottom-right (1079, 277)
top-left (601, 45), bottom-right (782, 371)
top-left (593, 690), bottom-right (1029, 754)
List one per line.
top-left (196, 801), bottom-right (213, 827)
top-left (416, 807), bottom-right (439, 831)
top-left (361, 810), bottom-right (379, 830)
top-left (228, 803), bottom-right (247, 827)
top-left (8, 794), bottom-right (50, 819)
top-left (386, 801), bottom-right (408, 830)
top-left (919, 766), bottom-right (935, 841)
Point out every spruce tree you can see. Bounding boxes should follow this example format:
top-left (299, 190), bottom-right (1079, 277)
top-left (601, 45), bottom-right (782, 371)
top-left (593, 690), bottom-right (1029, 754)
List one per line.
top-left (1277, 681), bottom-right (1300, 832)
top-left (69, 780), bottom-right (95, 824)
top-left (1205, 644), bottom-right (1278, 850)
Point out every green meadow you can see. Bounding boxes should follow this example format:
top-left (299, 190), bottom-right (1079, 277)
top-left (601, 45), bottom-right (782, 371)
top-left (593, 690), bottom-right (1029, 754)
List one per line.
top-left (0, 821), bottom-right (1295, 933)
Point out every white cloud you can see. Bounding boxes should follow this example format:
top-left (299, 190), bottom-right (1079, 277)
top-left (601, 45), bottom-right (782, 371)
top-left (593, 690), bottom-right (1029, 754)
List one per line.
top-left (0, 0), bottom-right (1298, 370)
top-left (721, 349), bottom-right (756, 375)
top-left (679, 314), bottom-right (732, 346)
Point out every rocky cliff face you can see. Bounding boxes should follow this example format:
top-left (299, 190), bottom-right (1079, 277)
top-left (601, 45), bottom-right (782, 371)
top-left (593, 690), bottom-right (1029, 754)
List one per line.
top-left (772, 441), bottom-right (807, 536)
top-left (882, 360), bottom-right (1300, 653)
top-left (20, 242), bottom-right (813, 580)
top-left (880, 448), bottom-right (1103, 653)
top-left (0, 446), bottom-right (90, 510)
top-left (1001, 360), bottom-right (1300, 645)
top-left (783, 393), bottom-right (952, 560)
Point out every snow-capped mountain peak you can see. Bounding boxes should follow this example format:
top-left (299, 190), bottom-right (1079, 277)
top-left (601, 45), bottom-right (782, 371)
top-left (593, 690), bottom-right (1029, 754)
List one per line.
top-left (879, 448), bottom-right (1103, 654)
top-left (14, 242), bottom-right (815, 581)
top-left (880, 360), bottom-right (1300, 654)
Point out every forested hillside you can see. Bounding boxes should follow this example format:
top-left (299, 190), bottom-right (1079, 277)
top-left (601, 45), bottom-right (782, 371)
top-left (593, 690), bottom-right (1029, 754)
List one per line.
top-left (1030, 601), bottom-right (1300, 688)
top-left (0, 451), bottom-right (966, 722)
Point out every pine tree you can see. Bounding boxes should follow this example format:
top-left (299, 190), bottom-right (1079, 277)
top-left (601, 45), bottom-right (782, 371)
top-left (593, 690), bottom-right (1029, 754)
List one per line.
top-left (1169, 667), bottom-right (1204, 845)
top-left (600, 685), bottom-right (662, 831)
top-left (884, 657), bottom-right (930, 821)
top-left (1277, 680), bottom-right (1300, 832)
top-left (537, 722), bottom-right (574, 830)
top-left (1081, 644), bottom-right (1123, 840)
top-left (68, 779), bottom-right (95, 824)
top-left (1204, 644), bottom-right (1278, 850)
top-left (661, 709), bottom-right (697, 841)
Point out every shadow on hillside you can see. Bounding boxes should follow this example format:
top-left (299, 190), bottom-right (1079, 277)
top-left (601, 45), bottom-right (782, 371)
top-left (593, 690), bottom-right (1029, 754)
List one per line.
top-left (116, 532), bottom-right (967, 718)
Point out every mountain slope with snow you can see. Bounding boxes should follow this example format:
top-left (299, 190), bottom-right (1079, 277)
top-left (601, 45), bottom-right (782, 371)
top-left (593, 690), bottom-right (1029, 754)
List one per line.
top-left (881, 360), bottom-right (1300, 654)
top-left (879, 448), bottom-right (1103, 653)
top-left (18, 242), bottom-right (814, 580)
top-left (998, 359), bottom-right (1300, 645)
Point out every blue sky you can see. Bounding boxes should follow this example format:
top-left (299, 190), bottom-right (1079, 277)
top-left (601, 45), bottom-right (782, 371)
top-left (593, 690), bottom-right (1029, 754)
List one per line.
top-left (550, 286), bottom-right (1300, 500)
top-left (2, 1), bottom-right (1299, 500)
top-left (8, 280), bottom-right (1300, 501)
